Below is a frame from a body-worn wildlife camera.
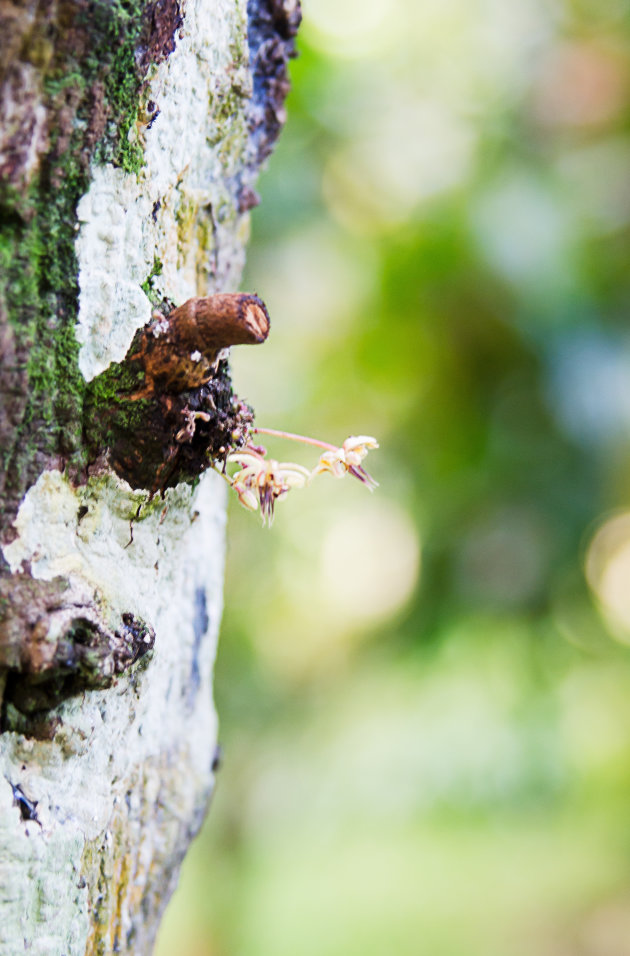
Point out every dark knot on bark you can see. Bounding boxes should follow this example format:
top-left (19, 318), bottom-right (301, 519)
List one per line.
top-left (0, 574), bottom-right (155, 731)
top-left (83, 293), bottom-right (269, 493)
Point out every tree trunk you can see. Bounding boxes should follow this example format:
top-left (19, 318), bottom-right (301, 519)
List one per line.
top-left (0, 1), bottom-right (299, 952)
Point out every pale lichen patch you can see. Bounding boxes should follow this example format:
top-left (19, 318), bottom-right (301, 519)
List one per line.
top-left (75, 165), bottom-right (155, 379)
top-left (1, 468), bottom-right (224, 627)
top-left (75, 0), bottom-right (252, 381)
top-left (0, 470), bottom-right (224, 951)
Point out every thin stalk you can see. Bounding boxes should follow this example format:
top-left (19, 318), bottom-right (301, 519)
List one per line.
top-left (252, 427), bottom-right (335, 452)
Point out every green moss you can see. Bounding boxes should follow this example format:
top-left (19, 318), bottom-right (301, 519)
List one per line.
top-left (0, 143), bottom-right (92, 494)
top-left (86, 0), bottom-right (152, 173)
top-left (0, 1), bottom-right (174, 505)
top-left (84, 346), bottom-right (151, 451)
top-left (44, 70), bottom-right (86, 98)
top-left (140, 256), bottom-right (163, 303)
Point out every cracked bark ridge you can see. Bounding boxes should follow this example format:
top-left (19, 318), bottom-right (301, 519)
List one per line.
top-left (83, 294), bottom-right (268, 492)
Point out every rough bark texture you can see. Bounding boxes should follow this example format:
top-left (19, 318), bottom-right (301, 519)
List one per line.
top-left (0, 0), bottom-right (300, 952)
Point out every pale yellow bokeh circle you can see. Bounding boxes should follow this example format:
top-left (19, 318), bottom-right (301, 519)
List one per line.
top-left (318, 498), bottom-right (420, 626)
top-left (585, 511), bottom-right (630, 636)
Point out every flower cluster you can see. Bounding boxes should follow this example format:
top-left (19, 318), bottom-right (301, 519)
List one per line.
top-left (228, 451), bottom-right (311, 524)
top-left (312, 435), bottom-right (379, 490)
top-left (215, 429), bottom-right (378, 525)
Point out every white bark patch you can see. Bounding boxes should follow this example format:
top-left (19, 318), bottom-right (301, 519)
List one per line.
top-left (1, 0), bottom-right (258, 947)
top-left (3, 469), bottom-right (206, 622)
top-left (0, 469), bottom-right (226, 954)
top-left (74, 166), bottom-right (155, 377)
top-left (75, 0), bottom-right (252, 380)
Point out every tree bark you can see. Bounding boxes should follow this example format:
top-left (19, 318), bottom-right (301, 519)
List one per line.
top-left (0, 1), bottom-right (299, 952)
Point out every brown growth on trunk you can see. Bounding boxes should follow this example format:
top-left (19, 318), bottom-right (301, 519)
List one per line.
top-left (83, 294), bottom-right (269, 492)
top-left (132, 293), bottom-right (270, 396)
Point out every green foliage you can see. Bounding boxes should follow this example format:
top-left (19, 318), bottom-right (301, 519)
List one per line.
top-left (158, 2), bottom-right (630, 953)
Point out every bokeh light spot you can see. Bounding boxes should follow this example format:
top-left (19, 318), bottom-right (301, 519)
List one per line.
top-left (471, 171), bottom-right (571, 284)
top-left (586, 512), bottom-right (630, 636)
top-left (319, 499), bottom-right (420, 627)
top-left (304, 0), bottom-right (399, 58)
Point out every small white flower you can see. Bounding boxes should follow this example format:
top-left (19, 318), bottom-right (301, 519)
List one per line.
top-left (313, 435), bottom-right (379, 489)
top-left (227, 453), bottom-right (311, 524)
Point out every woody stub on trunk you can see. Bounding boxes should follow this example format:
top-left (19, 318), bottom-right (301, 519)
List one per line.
top-left (0, 0), bottom-right (300, 952)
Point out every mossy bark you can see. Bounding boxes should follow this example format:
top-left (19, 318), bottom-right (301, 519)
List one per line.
top-left (0, 1), bottom-right (299, 952)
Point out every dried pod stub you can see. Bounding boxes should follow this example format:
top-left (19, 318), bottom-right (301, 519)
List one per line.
top-left (134, 293), bottom-right (270, 395)
top-left (83, 293), bottom-right (269, 492)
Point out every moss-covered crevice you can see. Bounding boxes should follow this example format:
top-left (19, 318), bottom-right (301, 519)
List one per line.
top-left (85, 352), bottom-right (255, 493)
top-left (141, 256), bottom-right (165, 305)
top-left (83, 292), bottom-right (269, 491)
top-left (0, 0), bottom-right (183, 536)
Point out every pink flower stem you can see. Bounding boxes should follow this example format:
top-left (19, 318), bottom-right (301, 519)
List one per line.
top-left (253, 427), bottom-right (336, 452)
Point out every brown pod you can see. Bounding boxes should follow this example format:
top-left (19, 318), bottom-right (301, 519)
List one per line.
top-left (84, 293), bottom-right (266, 491)
top-left (136, 293), bottom-right (270, 394)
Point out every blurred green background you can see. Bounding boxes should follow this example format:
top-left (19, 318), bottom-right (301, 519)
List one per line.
top-left (156, 0), bottom-right (630, 953)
